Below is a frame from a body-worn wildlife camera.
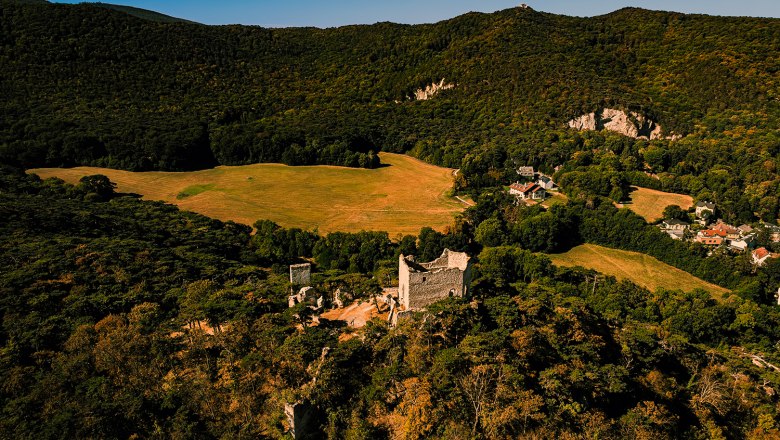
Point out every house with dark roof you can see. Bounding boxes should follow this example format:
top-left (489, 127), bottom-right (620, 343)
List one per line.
top-left (694, 201), bottom-right (716, 222)
top-left (660, 219), bottom-right (689, 240)
top-left (536, 175), bottom-right (557, 190)
top-left (661, 219), bottom-right (689, 231)
top-left (738, 224), bottom-right (754, 235)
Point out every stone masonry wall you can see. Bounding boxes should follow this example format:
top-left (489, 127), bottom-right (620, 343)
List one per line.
top-left (406, 268), bottom-right (465, 309)
top-left (398, 250), bottom-right (472, 310)
top-left (399, 255), bottom-right (411, 308)
top-left (289, 263), bottom-right (311, 286)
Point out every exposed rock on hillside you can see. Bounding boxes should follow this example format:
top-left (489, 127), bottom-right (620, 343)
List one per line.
top-left (568, 108), bottom-right (678, 140)
top-left (411, 79), bottom-right (455, 101)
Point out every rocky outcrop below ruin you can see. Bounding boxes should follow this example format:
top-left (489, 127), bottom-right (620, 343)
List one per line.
top-left (567, 108), bottom-right (678, 140)
top-left (411, 79), bottom-right (454, 101)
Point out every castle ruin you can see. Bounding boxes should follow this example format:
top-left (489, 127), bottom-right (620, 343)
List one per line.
top-left (290, 263), bottom-right (311, 286)
top-left (398, 249), bottom-right (472, 310)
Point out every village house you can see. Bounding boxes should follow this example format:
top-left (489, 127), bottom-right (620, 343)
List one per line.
top-left (711, 221), bottom-right (741, 240)
top-left (694, 201), bottom-right (716, 224)
top-left (695, 229), bottom-right (726, 246)
top-left (764, 224), bottom-right (780, 243)
top-left (536, 175), bottom-right (557, 190)
top-left (660, 219), bottom-right (689, 240)
top-left (509, 182), bottom-right (546, 200)
top-left (752, 247), bottom-right (774, 266)
top-left (689, 220), bottom-right (758, 252)
top-left (516, 166), bottom-right (535, 178)
top-left (661, 219), bottom-right (689, 231)
top-left (729, 235), bottom-right (755, 252)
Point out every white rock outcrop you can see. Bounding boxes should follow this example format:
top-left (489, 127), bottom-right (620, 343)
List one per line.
top-left (411, 79), bottom-right (454, 101)
top-left (568, 108), bottom-right (677, 140)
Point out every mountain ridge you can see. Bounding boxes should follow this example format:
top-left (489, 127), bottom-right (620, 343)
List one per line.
top-left (1, 0), bottom-right (778, 176)
top-left (86, 2), bottom-right (198, 24)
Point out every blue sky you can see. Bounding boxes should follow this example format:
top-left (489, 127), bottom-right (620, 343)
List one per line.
top-left (51, 1), bottom-right (780, 27)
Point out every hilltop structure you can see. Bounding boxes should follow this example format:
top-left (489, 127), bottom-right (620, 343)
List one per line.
top-left (290, 263), bottom-right (311, 285)
top-left (398, 249), bottom-right (472, 310)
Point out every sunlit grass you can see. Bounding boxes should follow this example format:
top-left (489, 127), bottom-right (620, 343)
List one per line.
top-left (549, 244), bottom-right (728, 297)
top-left (29, 153), bottom-right (464, 236)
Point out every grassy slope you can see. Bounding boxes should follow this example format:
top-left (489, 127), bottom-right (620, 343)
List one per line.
top-left (541, 191), bottom-right (569, 208)
top-left (549, 244), bottom-right (729, 297)
top-left (619, 186), bottom-right (694, 222)
top-left (29, 153), bottom-right (464, 236)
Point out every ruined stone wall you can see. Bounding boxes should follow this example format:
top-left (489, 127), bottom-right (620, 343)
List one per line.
top-left (398, 250), bottom-right (472, 310)
top-left (284, 402), bottom-right (320, 439)
top-left (290, 263), bottom-right (311, 285)
top-left (398, 254), bottom-right (411, 308)
top-left (420, 248), bottom-right (470, 271)
top-left (405, 268), bottom-right (466, 309)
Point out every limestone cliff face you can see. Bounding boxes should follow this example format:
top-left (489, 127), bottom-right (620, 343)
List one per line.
top-left (411, 79), bottom-right (454, 101)
top-left (568, 108), bottom-right (676, 140)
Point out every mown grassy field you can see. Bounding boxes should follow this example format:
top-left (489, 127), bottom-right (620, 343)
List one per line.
top-left (548, 244), bottom-right (729, 297)
top-left (29, 153), bottom-right (464, 236)
top-left (541, 191), bottom-right (568, 208)
top-left (618, 186), bottom-right (694, 222)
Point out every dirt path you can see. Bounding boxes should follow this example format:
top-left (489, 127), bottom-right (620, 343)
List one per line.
top-left (455, 195), bottom-right (475, 206)
top-left (319, 301), bottom-right (384, 327)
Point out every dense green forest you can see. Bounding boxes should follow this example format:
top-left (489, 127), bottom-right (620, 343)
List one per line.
top-left (2, 2), bottom-right (780, 437)
top-left (1, 1), bottom-right (779, 221)
top-left (2, 167), bottom-right (780, 439)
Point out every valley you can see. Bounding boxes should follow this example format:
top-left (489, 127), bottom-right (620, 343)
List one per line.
top-left (3, 1), bottom-right (780, 438)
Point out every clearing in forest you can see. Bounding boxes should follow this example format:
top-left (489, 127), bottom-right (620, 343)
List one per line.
top-left (618, 186), bottom-right (694, 222)
top-left (541, 191), bottom-right (568, 208)
top-left (318, 301), bottom-right (383, 328)
top-left (28, 153), bottom-right (463, 236)
top-left (548, 244), bottom-right (729, 297)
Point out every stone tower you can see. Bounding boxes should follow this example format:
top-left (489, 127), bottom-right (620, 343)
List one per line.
top-left (398, 249), bottom-right (471, 310)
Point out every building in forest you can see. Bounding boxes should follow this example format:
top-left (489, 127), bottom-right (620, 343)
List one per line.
top-left (397, 249), bottom-right (472, 310)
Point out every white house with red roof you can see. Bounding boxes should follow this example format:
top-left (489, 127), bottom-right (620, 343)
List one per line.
top-left (695, 229), bottom-right (727, 246)
top-left (752, 247), bottom-right (773, 266)
top-left (509, 182), bottom-right (547, 200)
top-left (711, 221), bottom-right (740, 240)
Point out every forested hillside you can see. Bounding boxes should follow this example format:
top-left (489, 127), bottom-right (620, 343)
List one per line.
top-left (3, 2), bottom-right (780, 438)
top-left (2, 167), bottom-right (780, 438)
top-left (1, 1), bottom-right (777, 173)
